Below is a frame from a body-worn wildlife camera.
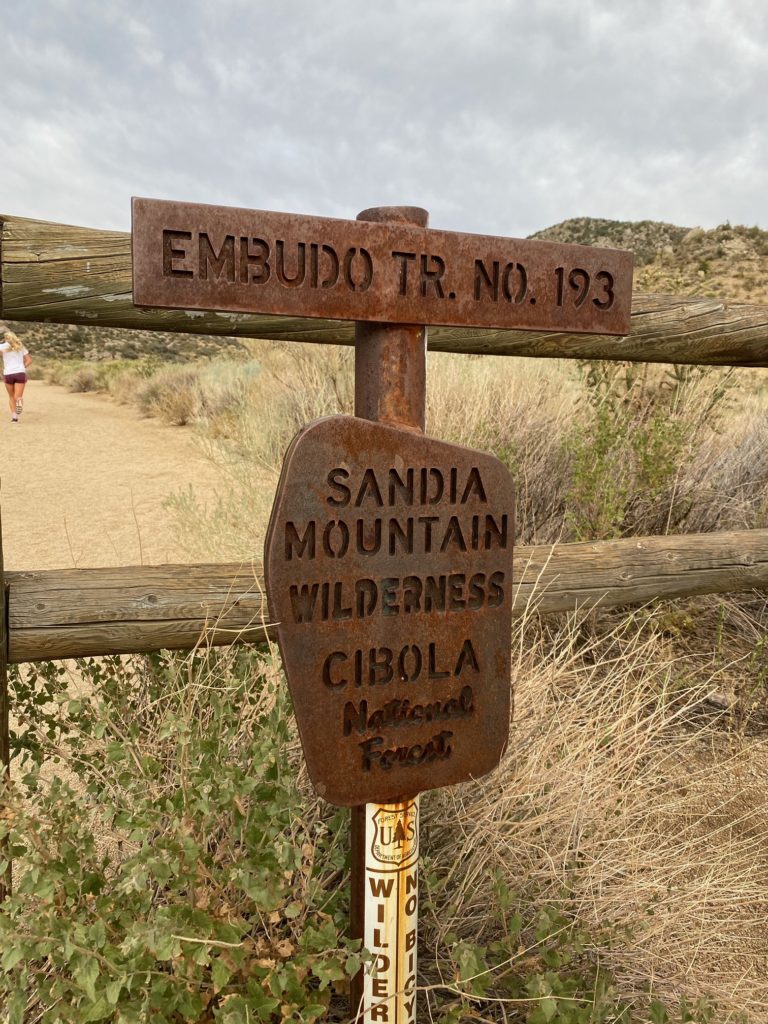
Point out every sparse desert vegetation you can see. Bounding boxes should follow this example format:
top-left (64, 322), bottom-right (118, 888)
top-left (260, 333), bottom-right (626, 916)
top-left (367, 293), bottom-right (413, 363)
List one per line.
top-left (2, 217), bottom-right (768, 1023)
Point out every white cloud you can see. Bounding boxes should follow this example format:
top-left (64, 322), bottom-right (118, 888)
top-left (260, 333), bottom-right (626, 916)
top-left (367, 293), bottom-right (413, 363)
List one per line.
top-left (0, 0), bottom-right (766, 235)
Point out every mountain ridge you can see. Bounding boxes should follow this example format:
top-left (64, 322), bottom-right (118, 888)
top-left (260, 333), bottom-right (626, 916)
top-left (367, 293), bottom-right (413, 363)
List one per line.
top-left (531, 216), bottom-right (768, 303)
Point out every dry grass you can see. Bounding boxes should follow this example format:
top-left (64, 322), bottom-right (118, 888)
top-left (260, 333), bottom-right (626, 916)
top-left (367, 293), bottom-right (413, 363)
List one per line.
top-left (161, 344), bottom-right (760, 560)
top-left (66, 365), bottom-right (100, 392)
top-left (419, 607), bottom-right (768, 1019)
top-left (426, 354), bottom-right (580, 543)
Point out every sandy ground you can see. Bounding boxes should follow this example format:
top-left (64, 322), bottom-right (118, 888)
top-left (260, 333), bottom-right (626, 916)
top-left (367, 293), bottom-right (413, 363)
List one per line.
top-left (2, 381), bottom-right (225, 873)
top-left (1, 381), bottom-right (220, 570)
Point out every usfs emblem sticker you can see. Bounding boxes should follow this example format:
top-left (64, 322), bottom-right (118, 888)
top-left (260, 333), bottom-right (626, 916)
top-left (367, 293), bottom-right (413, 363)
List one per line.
top-left (370, 803), bottom-right (419, 869)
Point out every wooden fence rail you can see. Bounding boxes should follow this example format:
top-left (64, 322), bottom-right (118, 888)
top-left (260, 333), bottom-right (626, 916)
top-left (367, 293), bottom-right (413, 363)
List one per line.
top-left (4, 213), bottom-right (768, 366)
top-left (6, 528), bottom-right (768, 664)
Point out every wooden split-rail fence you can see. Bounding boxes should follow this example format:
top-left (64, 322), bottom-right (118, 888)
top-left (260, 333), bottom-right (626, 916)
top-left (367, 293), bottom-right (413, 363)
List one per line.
top-left (2, 209), bottom-right (768, 825)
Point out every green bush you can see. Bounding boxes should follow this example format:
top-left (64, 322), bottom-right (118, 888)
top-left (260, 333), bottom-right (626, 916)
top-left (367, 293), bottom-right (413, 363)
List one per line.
top-left (1, 650), bottom-right (362, 1022)
top-left (564, 362), bottom-right (732, 540)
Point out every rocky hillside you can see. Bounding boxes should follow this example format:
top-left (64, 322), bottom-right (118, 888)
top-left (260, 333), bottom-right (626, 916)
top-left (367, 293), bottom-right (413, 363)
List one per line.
top-left (532, 217), bottom-right (768, 303)
top-left (529, 217), bottom-right (690, 267)
top-left (5, 321), bottom-right (248, 363)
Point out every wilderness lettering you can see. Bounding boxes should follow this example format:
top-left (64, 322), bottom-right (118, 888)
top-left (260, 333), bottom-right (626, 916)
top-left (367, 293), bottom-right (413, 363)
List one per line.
top-left (289, 571), bottom-right (505, 623)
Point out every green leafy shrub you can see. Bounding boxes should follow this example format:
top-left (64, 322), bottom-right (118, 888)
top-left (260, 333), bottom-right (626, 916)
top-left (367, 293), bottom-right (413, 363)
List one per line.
top-left (419, 887), bottom-right (716, 1024)
top-left (1, 649), bottom-right (363, 1022)
top-left (564, 362), bottom-right (733, 540)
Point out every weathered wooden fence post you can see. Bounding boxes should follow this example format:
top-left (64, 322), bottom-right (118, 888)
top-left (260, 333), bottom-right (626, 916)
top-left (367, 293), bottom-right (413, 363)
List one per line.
top-left (0, 496), bottom-right (11, 901)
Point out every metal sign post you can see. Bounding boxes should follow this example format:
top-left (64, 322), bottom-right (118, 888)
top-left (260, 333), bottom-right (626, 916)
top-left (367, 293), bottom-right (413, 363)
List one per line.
top-left (0, 500), bottom-right (10, 902)
top-left (350, 206), bottom-right (427, 1024)
top-left (262, 206), bottom-right (517, 1022)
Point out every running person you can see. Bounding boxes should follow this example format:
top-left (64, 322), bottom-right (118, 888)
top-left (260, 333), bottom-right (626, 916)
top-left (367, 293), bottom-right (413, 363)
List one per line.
top-left (0, 322), bottom-right (31, 423)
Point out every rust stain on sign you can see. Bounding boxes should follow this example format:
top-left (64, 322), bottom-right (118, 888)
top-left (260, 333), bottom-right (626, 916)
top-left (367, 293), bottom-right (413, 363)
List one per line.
top-left (132, 197), bottom-right (633, 335)
top-left (264, 416), bottom-right (515, 807)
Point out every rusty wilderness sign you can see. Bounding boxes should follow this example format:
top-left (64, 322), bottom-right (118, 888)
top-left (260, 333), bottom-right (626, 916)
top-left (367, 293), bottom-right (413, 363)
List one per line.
top-left (264, 416), bottom-right (515, 806)
top-left (132, 197), bottom-right (633, 334)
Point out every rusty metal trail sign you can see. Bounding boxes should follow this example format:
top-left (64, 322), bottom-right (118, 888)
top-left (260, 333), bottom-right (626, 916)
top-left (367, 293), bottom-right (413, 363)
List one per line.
top-left (132, 197), bottom-right (633, 335)
top-left (132, 198), bottom-right (633, 1024)
top-left (264, 416), bottom-right (515, 807)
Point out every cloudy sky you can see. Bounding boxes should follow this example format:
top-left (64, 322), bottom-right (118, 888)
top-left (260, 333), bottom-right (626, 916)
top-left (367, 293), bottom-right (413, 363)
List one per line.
top-left (1, 0), bottom-right (767, 238)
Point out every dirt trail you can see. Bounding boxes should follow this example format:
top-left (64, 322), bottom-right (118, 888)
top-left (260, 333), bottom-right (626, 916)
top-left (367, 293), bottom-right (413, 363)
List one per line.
top-left (1, 381), bottom-right (221, 571)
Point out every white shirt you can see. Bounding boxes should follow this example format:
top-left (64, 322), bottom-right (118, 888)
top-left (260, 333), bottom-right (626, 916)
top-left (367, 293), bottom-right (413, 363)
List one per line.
top-left (0, 341), bottom-right (28, 375)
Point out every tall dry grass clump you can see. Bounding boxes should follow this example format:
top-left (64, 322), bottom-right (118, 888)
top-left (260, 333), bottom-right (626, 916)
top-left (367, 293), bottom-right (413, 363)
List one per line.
top-left (421, 606), bottom-right (768, 1020)
top-left (426, 354), bottom-right (580, 542)
top-left (165, 343), bottom-right (356, 561)
top-left (680, 385), bottom-right (768, 533)
top-left (131, 361), bottom-right (260, 427)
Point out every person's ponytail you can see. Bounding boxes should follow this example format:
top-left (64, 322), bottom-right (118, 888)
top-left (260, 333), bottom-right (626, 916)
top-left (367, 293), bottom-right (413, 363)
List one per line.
top-left (2, 330), bottom-right (23, 352)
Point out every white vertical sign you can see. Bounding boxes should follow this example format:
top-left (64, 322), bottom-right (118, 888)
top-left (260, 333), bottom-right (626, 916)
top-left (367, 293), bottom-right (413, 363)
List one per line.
top-left (362, 798), bottom-right (420, 1023)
